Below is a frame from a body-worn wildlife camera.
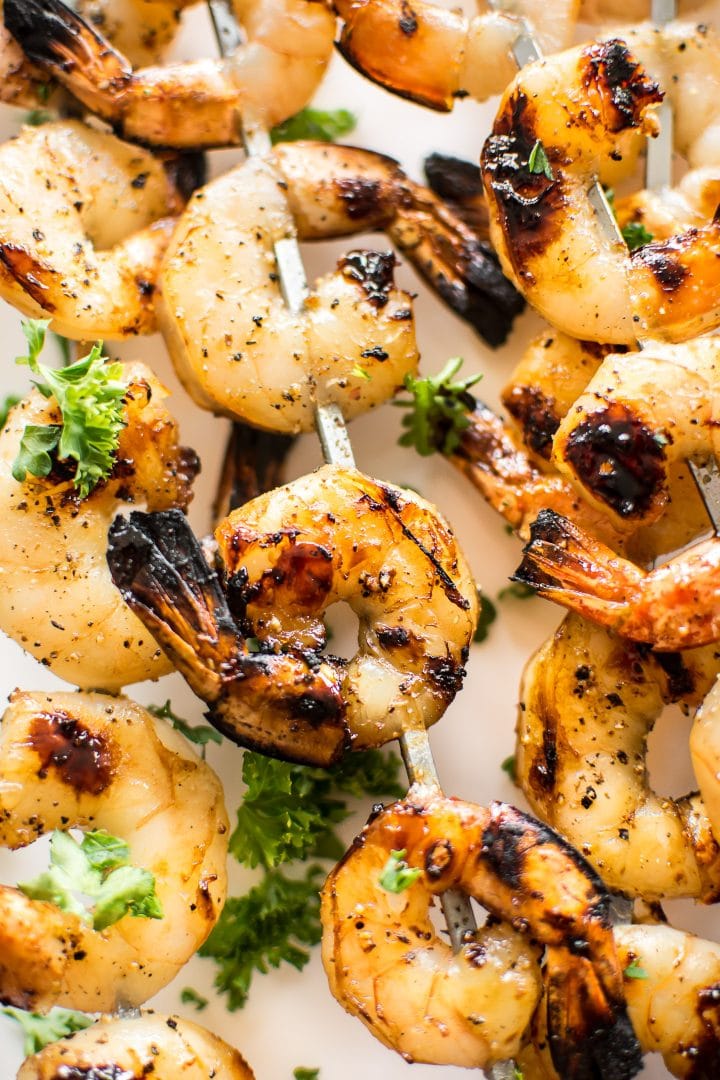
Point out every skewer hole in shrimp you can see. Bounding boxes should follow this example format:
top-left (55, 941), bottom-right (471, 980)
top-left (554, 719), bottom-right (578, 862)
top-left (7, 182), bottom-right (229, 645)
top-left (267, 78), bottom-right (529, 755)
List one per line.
top-left (517, 612), bottom-right (720, 900)
top-left (18, 1012), bottom-right (255, 1079)
top-left (158, 141), bottom-right (507, 432)
top-left (4, 0), bottom-right (335, 149)
top-left (481, 24), bottom-right (720, 345)
top-left (0, 120), bottom-right (197, 341)
top-left (106, 465), bottom-right (478, 764)
top-left (0, 360), bottom-right (198, 691)
top-left (321, 787), bottom-right (642, 1077)
top-left (0, 690), bottom-right (228, 1013)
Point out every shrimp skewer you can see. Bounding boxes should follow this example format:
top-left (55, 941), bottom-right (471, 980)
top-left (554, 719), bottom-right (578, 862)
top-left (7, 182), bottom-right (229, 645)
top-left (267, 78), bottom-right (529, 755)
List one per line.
top-left (321, 788), bottom-right (642, 1077)
top-left (0, 690), bottom-right (228, 1013)
top-left (4, 0), bottom-right (335, 148)
top-left (18, 1013), bottom-right (255, 1079)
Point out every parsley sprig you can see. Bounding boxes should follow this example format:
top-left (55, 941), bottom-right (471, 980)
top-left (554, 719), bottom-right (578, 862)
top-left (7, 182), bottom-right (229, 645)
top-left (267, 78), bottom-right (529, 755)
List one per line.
top-left (19, 829), bottom-right (163, 931)
top-left (2, 1006), bottom-right (93, 1054)
top-left (12, 318), bottom-right (126, 498)
top-left (148, 699), bottom-right (222, 758)
top-left (270, 107), bottom-right (356, 145)
top-left (378, 849), bottom-right (421, 893)
top-left (199, 748), bottom-right (404, 1010)
top-left (394, 356), bottom-right (482, 456)
top-left (603, 188), bottom-right (654, 251)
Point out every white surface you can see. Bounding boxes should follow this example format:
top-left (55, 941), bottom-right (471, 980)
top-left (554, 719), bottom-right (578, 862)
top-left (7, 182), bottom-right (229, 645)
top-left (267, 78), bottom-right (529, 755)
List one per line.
top-left (0, 5), bottom-right (717, 1077)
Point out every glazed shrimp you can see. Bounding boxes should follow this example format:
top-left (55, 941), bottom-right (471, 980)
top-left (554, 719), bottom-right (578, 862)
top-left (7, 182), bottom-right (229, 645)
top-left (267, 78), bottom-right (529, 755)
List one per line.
top-left (334, 0), bottom-right (578, 112)
top-left (0, 690), bottom-right (228, 1012)
top-left (73, 0), bottom-right (191, 65)
top-left (515, 508), bottom-right (720, 650)
top-left (552, 336), bottom-right (720, 527)
top-left (0, 120), bottom-right (195, 340)
top-left (482, 26), bottom-right (720, 344)
top-left (0, 361), bottom-right (198, 691)
top-left (19, 1013), bottom-right (254, 1079)
top-left (691, 674), bottom-right (720, 846)
top-left (159, 141), bottom-right (512, 432)
top-left (107, 465), bottom-right (477, 764)
top-left (519, 923), bottom-right (720, 1079)
top-left (517, 612), bottom-right (720, 900)
top-left (5, 0), bottom-right (335, 149)
top-left (321, 788), bottom-right (642, 1077)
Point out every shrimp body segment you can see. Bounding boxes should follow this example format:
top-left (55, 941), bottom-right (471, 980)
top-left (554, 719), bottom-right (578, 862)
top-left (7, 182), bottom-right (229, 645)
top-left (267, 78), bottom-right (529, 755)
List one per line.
top-left (159, 141), bottom-right (495, 432)
top-left (515, 509), bottom-right (720, 650)
top-left (321, 789), bottom-right (642, 1077)
top-left (518, 613), bottom-right (720, 900)
top-left (18, 1013), bottom-right (255, 1079)
top-left (0, 120), bottom-right (192, 340)
top-left (691, 674), bottom-right (720, 847)
top-left (481, 28), bottom-right (720, 344)
top-left (107, 466), bottom-right (477, 762)
top-left (0, 361), bottom-right (197, 691)
top-left (0, 690), bottom-right (228, 1013)
top-left (5, 0), bottom-right (335, 149)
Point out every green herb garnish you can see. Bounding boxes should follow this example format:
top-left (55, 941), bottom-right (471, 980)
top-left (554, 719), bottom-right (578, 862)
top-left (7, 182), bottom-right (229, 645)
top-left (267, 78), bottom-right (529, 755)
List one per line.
top-left (180, 988), bottom-right (209, 1011)
top-left (474, 593), bottom-right (497, 644)
top-left (498, 582), bottom-right (536, 601)
top-left (379, 849), bottom-right (421, 893)
top-left (270, 108), bottom-right (356, 145)
top-left (501, 755), bottom-right (517, 781)
top-left (528, 139), bottom-right (553, 180)
top-left (0, 394), bottom-right (20, 430)
top-left (351, 364), bottom-right (372, 381)
top-left (394, 356), bottom-right (482, 456)
top-left (294, 1069), bottom-right (320, 1080)
top-left (2, 1006), bottom-right (93, 1054)
top-left (621, 221), bottom-right (654, 252)
top-left (12, 319), bottom-right (126, 498)
top-left (624, 961), bottom-right (649, 979)
top-left (24, 108), bottom-right (52, 126)
top-left (19, 829), bottom-right (162, 931)
top-left (148, 700), bottom-right (222, 758)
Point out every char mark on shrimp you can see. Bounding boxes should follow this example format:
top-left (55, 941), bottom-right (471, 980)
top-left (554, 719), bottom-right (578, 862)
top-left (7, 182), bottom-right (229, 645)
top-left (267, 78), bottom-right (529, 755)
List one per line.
top-left (30, 711), bottom-right (115, 796)
top-left (504, 385), bottom-right (561, 459)
top-left (563, 401), bottom-right (666, 518)
top-left (4, 0), bottom-right (130, 83)
top-left (632, 237), bottom-right (691, 292)
top-left (0, 242), bottom-right (58, 311)
top-left (339, 249), bottom-right (397, 308)
top-left (582, 40), bottom-right (663, 131)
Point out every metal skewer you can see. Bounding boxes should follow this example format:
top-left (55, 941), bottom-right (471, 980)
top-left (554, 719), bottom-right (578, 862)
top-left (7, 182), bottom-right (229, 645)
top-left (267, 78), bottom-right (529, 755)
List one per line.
top-left (204, 4), bottom-right (505, 1069)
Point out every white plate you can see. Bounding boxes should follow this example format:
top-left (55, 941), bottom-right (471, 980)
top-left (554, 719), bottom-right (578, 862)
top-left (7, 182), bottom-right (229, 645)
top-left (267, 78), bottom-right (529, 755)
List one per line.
top-left (0, 5), bottom-right (715, 1077)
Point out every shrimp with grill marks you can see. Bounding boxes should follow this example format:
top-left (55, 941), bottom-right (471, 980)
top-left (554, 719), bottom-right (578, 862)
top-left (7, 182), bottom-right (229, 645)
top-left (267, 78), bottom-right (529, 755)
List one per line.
top-left (519, 922), bottom-right (720, 1079)
top-left (19, 1013), bottom-right (254, 1079)
top-left (0, 690), bottom-right (228, 1013)
top-left (552, 336), bottom-right (720, 528)
top-left (159, 140), bottom-right (509, 432)
top-left (0, 361), bottom-right (197, 691)
top-left (4, 0), bottom-right (335, 149)
top-left (518, 612), bottom-right (720, 901)
top-left (482, 26), bottom-right (720, 345)
top-left (321, 787), bottom-right (642, 1077)
top-left (691, 674), bottom-right (720, 848)
top-left (515, 509), bottom-right (720, 650)
top-left (0, 120), bottom-right (194, 341)
top-left (107, 465), bottom-right (477, 764)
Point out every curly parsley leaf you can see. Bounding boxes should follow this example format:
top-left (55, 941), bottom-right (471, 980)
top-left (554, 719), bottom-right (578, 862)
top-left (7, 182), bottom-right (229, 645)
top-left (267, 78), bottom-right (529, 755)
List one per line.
top-left (378, 849), bottom-right (421, 893)
top-left (12, 423), bottom-right (62, 483)
top-left (0, 394), bottom-right (20, 430)
top-left (473, 592), bottom-right (497, 644)
top-left (294, 1069), bottom-right (320, 1079)
top-left (2, 1006), bottom-right (94, 1054)
top-left (394, 356), bottom-right (482, 456)
top-left (501, 754), bottom-right (517, 781)
top-left (199, 866), bottom-right (324, 1011)
top-left (621, 221), bottom-right (654, 251)
top-left (148, 700), bottom-right (222, 758)
top-left (624, 961), bottom-right (649, 979)
top-left (19, 829), bottom-right (162, 930)
top-left (13, 318), bottom-right (126, 498)
top-left (499, 581), bottom-right (536, 601)
top-left (231, 748), bottom-right (404, 870)
top-left (270, 107), bottom-right (356, 145)
top-left (180, 987), bottom-right (208, 1011)
top-left (528, 139), bottom-right (553, 180)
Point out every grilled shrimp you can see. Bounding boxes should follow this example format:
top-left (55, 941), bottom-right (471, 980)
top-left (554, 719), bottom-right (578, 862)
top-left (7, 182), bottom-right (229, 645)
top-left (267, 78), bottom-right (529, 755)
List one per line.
top-left (691, 674), bottom-right (720, 846)
top-left (321, 787), bottom-right (642, 1077)
top-left (5, 0), bottom-right (334, 149)
top-left (0, 361), bottom-right (197, 691)
top-left (159, 141), bottom-right (509, 432)
top-left (482, 26), bottom-right (720, 345)
top-left (73, 0), bottom-right (190, 65)
top-left (0, 690), bottom-right (228, 1013)
top-left (518, 612), bottom-right (720, 900)
top-left (552, 336), bottom-right (720, 527)
top-left (0, 120), bottom-right (196, 340)
top-left (107, 465), bottom-right (477, 764)
top-left (18, 1013), bottom-right (254, 1079)
top-left (519, 923), bottom-right (720, 1079)
top-left (515, 509), bottom-right (720, 650)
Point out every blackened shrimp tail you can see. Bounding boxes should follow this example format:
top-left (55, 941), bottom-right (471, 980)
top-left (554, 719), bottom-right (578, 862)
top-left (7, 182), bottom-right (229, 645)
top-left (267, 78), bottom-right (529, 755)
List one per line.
top-left (213, 422), bottom-right (295, 522)
top-left (514, 508), bottom-right (631, 599)
top-left (4, 0), bottom-right (130, 115)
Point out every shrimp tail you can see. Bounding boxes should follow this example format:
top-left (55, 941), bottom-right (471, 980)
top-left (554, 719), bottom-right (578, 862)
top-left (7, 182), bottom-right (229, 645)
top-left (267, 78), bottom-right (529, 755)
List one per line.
top-left (107, 509), bottom-right (350, 766)
top-left (4, 0), bottom-right (130, 120)
top-left (513, 509), bottom-right (640, 612)
top-left (423, 152), bottom-right (490, 238)
top-left (545, 946), bottom-right (643, 1080)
